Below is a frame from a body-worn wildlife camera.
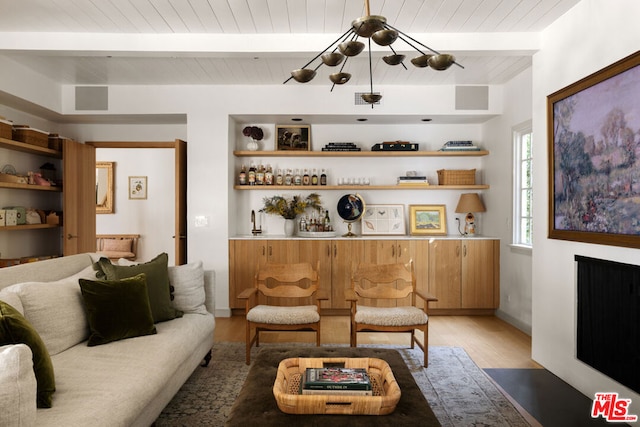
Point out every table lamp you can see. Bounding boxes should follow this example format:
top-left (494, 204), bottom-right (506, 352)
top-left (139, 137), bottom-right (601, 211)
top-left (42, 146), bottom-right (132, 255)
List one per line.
top-left (455, 193), bottom-right (486, 236)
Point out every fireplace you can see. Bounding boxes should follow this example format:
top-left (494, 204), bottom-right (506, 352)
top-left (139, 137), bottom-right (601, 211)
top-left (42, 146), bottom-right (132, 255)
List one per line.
top-left (575, 255), bottom-right (640, 393)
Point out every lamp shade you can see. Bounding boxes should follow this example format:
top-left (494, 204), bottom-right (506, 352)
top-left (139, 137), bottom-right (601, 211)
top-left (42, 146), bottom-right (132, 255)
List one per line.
top-left (455, 193), bottom-right (486, 213)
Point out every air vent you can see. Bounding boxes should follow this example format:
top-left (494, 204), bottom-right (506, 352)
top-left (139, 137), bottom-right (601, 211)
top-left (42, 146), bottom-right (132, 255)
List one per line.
top-left (75, 86), bottom-right (108, 111)
top-left (354, 92), bottom-right (381, 106)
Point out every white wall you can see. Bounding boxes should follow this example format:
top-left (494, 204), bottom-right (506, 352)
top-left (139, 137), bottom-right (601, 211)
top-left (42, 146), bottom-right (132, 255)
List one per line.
top-left (482, 68), bottom-right (533, 333)
top-left (532, 0), bottom-right (640, 412)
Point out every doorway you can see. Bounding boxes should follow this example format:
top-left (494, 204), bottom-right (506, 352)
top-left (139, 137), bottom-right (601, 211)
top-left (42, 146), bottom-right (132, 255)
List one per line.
top-left (87, 140), bottom-right (187, 265)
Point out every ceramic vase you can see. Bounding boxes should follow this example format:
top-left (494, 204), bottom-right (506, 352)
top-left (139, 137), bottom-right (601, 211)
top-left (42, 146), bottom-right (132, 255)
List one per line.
top-left (246, 138), bottom-right (259, 151)
top-left (284, 219), bottom-right (295, 237)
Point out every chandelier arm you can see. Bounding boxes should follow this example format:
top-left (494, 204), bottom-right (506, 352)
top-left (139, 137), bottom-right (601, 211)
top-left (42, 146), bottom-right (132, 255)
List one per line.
top-left (283, 28), bottom-right (356, 84)
top-left (386, 23), bottom-right (465, 69)
top-left (389, 45), bottom-right (408, 70)
top-left (367, 38), bottom-right (375, 108)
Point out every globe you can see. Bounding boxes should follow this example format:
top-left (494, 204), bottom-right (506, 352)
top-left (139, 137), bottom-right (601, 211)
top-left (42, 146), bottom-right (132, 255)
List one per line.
top-left (336, 194), bottom-right (365, 236)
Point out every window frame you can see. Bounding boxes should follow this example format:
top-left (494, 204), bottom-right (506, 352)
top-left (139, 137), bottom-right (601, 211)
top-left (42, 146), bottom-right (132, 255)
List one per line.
top-left (513, 120), bottom-right (533, 249)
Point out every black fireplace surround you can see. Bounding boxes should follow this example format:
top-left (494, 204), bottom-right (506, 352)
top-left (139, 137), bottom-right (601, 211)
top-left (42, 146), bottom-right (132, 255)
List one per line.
top-left (576, 255), bottom-right (640, 393)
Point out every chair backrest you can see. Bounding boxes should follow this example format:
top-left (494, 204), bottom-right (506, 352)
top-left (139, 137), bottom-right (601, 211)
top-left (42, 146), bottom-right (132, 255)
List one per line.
top-left (351, 261), bottom-right (416, 301)
top-left (255, 261), bottom-right (320, 300)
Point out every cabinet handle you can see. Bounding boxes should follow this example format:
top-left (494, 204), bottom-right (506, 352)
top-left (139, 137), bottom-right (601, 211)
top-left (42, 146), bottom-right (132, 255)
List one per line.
top-left (269, 246), bottom-right (272, 256)
top-left (333, 244), bottom-right (337, 257)
top-left (262, 246), bottom-right (265, 256)
top-left (463, 244), bottom-right (467, 257)
top-left (67, 234), bottom-right (77, 240)
top-left (327, 244), bottom-right (330, 257)
top-left (398, 244), bottom-right (402, 259)
top-left (392, 245), bottom-right (395, 257)
top-left (456, 246), bottom-right (460, 257)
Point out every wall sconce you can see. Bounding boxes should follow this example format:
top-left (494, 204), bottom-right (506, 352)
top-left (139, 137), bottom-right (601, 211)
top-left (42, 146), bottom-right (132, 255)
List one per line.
top-left (455, 193), bottom-right (486, 236)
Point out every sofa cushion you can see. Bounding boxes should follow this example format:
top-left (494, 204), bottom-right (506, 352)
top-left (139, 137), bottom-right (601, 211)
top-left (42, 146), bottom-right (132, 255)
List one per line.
top-left (79, 274), bottom-right (157, 346)
top-left (5, 265), bottom-right (98, 356)
top-left (0, 344), bottom-right (37, 426)
top-left (168, 261), bottom-right (208, 315)
top-left (102, 238), bottom-right (132, 252)
top-left (96, 253), bottom-right (182, 323)
top-left (0, 300), bottom-right (55, 408)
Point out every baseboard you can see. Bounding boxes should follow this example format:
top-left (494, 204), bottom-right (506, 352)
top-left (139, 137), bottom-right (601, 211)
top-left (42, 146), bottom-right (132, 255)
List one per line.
top-left (215, 308), bottom-right (232, 317)
top-left (495, 309), bottom-right (531, 335)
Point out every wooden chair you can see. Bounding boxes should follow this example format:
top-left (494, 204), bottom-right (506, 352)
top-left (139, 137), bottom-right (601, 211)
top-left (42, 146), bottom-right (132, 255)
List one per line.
top-left (237, 261), bottom-right (327, 364)
top-left (345, 260), bottom-right (438, 367)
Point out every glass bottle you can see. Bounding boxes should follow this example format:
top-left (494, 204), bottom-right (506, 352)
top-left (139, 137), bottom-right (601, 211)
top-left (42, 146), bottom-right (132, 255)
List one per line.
top-left (248, 162), bottom-right (256, 185)
top-left (320, 168), bottom-right (327, 185)
top-left (275, 168), bottom-right (284, 186)
top-left (294, 168), bottom-right (302, 185)
top-left (256, 163), bottom-right (265, 185)
top-left (284, 169), bottom-right (293, 186)
top-left (324, 210), bottom-right (331, 230)
top-left (302, 168), bottom-right (310, 185)
top-left (311, 168), bottom-right (318, 185)
top-left (265, 164), bottom-right (273, 185)
top-left (238, 164), bottom-right (246, 185)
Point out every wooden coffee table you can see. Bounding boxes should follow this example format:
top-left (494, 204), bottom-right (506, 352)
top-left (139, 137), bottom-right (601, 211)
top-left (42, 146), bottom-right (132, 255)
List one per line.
top-left (226, 346), bottom-right (440, 427)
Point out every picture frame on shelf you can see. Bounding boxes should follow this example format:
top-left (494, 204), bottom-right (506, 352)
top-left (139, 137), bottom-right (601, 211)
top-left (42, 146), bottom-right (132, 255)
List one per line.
top-left (128, 176), bottom-right (147, 200)
top-left (548, 51), bottom-right (640, 248)
top-left (409, 205), bottom-right (447, 235)
top-left (361, 204), bottom-right (406, 235)
top-left (275, 125), bottom-right (311, 151)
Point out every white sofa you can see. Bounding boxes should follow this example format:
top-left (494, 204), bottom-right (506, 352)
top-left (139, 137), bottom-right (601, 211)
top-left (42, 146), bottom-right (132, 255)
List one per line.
top-left (0, 253), bottom-right (215, 427)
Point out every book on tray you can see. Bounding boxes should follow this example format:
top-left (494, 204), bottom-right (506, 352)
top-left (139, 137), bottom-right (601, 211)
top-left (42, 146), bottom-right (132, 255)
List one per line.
top-left (301, 367), bottom-right (373, 395)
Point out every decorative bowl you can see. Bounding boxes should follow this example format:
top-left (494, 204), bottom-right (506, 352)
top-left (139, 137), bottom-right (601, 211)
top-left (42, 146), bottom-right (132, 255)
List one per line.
top-left (321, 52), bottom-right (345, 66)
top-left (338, 41), bottom-right (365, 57)
top-left (428, 54), bottom-right (456, 70)
top-left (329, 72), bottom-right (351, 84)
top-left (291, 69), bottom-right (317, 83)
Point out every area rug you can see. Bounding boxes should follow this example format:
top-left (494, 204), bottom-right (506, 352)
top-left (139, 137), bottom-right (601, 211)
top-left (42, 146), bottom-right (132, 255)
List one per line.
top-left (155, 343), bottom-right (530, 427)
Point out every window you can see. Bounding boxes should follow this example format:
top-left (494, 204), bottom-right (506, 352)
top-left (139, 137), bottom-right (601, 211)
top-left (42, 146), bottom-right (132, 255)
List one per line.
top-left (513, 121), bottom-right (533, 247)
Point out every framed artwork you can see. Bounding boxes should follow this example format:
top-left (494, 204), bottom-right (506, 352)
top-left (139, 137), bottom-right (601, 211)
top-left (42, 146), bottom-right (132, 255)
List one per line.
top-left (548, 51), bottom-right (640, 248)
top-left (409, 205), bottom-right (447, 235)
top-left (275, 125), bottom-right (311, 151)
top-left (362, 204), bottom-right (406, 235)
top-left (128, 176), bottom-right (147, 200)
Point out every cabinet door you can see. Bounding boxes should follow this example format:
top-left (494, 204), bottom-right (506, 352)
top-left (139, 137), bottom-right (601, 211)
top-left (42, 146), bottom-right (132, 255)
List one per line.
top-left (461, 239), bottom-right (498, 309)
top-left (229, 240), bottom-right (267, 309)
top-left (331, 239), bottom-right (364, 309)
top-left (428, 239), bottom-right (462, 309)
top-left (63, 140), bottom-right (96, 255)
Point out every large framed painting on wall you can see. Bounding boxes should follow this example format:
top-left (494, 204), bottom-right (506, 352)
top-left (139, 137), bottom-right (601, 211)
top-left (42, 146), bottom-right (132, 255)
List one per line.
top-left (548, 51), bottom-right (640, 248)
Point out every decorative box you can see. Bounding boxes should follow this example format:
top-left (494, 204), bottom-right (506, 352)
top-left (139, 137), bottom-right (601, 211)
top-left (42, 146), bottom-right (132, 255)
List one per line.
top-left (437, 169), bottom-right (476, 185)
top-left (3, 207), bottom-right (26, 225)
top-left (0, 209), bottom-right (5, 226)
top-left (12, 125), bottom-right (49, 148)
top-left (0, 118), bottom-right (12, 140)
top-left (5, 210), bottom-right (18, 226)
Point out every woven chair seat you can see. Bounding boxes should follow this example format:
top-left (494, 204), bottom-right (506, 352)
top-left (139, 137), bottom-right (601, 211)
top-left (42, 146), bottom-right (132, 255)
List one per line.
top-left (355, 305), bottom-right (428, 327)
top-left (247, 304), bottom-right (319, 325)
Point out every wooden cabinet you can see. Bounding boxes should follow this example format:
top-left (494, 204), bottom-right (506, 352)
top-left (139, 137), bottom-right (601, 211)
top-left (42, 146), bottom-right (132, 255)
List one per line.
top-left (428, 239), bottom-right (499, 314)
top-left (0, 136), bottom-right (95, 260)
top-left (230, 237), bottom-right (498, 315)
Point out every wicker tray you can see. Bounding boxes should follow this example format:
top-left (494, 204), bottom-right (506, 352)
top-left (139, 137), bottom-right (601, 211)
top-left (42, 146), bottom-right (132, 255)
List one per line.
top-left (0, 118), bottom-right (12, 140)
top-left (12, 125), bottom-right (49, 148)
top-left (437, 168), bottom-right (476, 185)
top-left (273, 357), bottom-right (401, 415)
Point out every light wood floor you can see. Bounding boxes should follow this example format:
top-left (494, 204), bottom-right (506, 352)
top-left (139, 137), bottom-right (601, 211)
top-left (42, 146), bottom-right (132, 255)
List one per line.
top-left (214, 315), bottom-right (542, 369)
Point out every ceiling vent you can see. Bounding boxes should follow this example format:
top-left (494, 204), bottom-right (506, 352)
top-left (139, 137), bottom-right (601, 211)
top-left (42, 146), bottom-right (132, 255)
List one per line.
top-left (75, 86), bottom-right (108, 111)
top-left (354, 92), bottom-right (382, 106)
top-left (455, 86), bottom-right (488, 110)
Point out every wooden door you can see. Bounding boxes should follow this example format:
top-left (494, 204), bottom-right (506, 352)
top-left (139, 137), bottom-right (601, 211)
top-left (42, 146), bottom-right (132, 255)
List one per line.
top-left (461, 239), bottom-right (497, 309)
top-left (229, 239), bottom-right (267, 310)
top-left (174, 139), bottom-right (187, 265)
top-left (331, 239), bottom-right (364, 310)
top-left (63, 140), bottom-right (96, 255)
top-left (428, 239), bottom-right (462, 309)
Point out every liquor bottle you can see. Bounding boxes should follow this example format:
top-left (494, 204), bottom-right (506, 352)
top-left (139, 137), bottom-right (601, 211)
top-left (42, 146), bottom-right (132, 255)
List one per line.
top-left (275, 168), bottom-right (283, 186)
top-left (284, 169), bottom-right (293, 186)
top-left (238, 164), bottom-right (246, 185)
top-left (299, 216), bottom-right (307, 232)
top-left (324, 210), bottom-right (331, 230)
top-left (248, 162), bottom-right (256, 185)
top-left (311, 168), bottom-right (318, 185)
top-left (294, 169), bottom-right (302, 185)
top-left (256, 163), bottom-right (265, 185)
top-left (320, 168), bottom-right (327, 185)
top-left (265, 164), bottom-right (273, 185)
top-left (302, 168), bottom-right (310, 185)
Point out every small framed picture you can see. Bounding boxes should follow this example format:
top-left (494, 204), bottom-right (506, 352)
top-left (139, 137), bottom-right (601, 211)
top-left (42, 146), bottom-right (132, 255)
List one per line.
top-left (275, 125), bottom-right (311, 151)
top-left (362, 204), bottom-right (405, 235)
top-left (409, 205), bottom-right (447, 235)
top-left (128, 176), bottom-right (147, 200)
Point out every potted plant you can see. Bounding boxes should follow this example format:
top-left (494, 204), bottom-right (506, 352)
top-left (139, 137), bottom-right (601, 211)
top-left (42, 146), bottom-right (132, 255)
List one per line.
top-left (243, 126), bottom-right (264, 151)
top-left (261, 193), bottom-right (322, 236)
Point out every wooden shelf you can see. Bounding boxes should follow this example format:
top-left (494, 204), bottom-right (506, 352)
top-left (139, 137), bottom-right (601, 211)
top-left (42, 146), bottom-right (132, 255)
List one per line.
top-left (0, 182), bottom-right (62, 191)
top-left (233, 150), bottom-right (489, 157)
top-left (0, 137), bottom-right (62, 158)
top-left (0, 224), bottom-right (61, 231)
top-left (234, 184), bottom-right (489, 190)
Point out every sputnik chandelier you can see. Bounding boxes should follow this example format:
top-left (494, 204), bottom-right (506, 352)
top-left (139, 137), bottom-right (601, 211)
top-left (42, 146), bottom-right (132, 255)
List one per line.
top-left (283, 0), bottom-right (464, 107)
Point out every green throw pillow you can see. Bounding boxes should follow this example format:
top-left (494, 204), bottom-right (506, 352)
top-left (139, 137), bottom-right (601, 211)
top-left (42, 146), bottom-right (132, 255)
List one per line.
top-left (79, 274), bottom-right (157, 346)
top-left (96, 253), bottom-right (182, 323)
top-left (0, 300), bottom-right (56, 408)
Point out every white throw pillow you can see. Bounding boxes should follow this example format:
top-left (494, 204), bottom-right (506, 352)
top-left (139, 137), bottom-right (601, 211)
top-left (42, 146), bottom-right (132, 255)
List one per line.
top-left (10, 265), bottom-right (99, 355)
top-left (168, 261), bottom-right (208, 315)
top-left (0, 344), bottom-right (37, 427)
top-left (0, 288), bottom-right (24, 315)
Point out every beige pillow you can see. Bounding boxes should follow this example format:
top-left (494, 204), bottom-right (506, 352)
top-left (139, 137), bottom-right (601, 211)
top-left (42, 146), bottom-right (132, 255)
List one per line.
top-left (102, 238), bottom-right (132, 252)
top-left (0, 344), bottom-right (37, 425)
